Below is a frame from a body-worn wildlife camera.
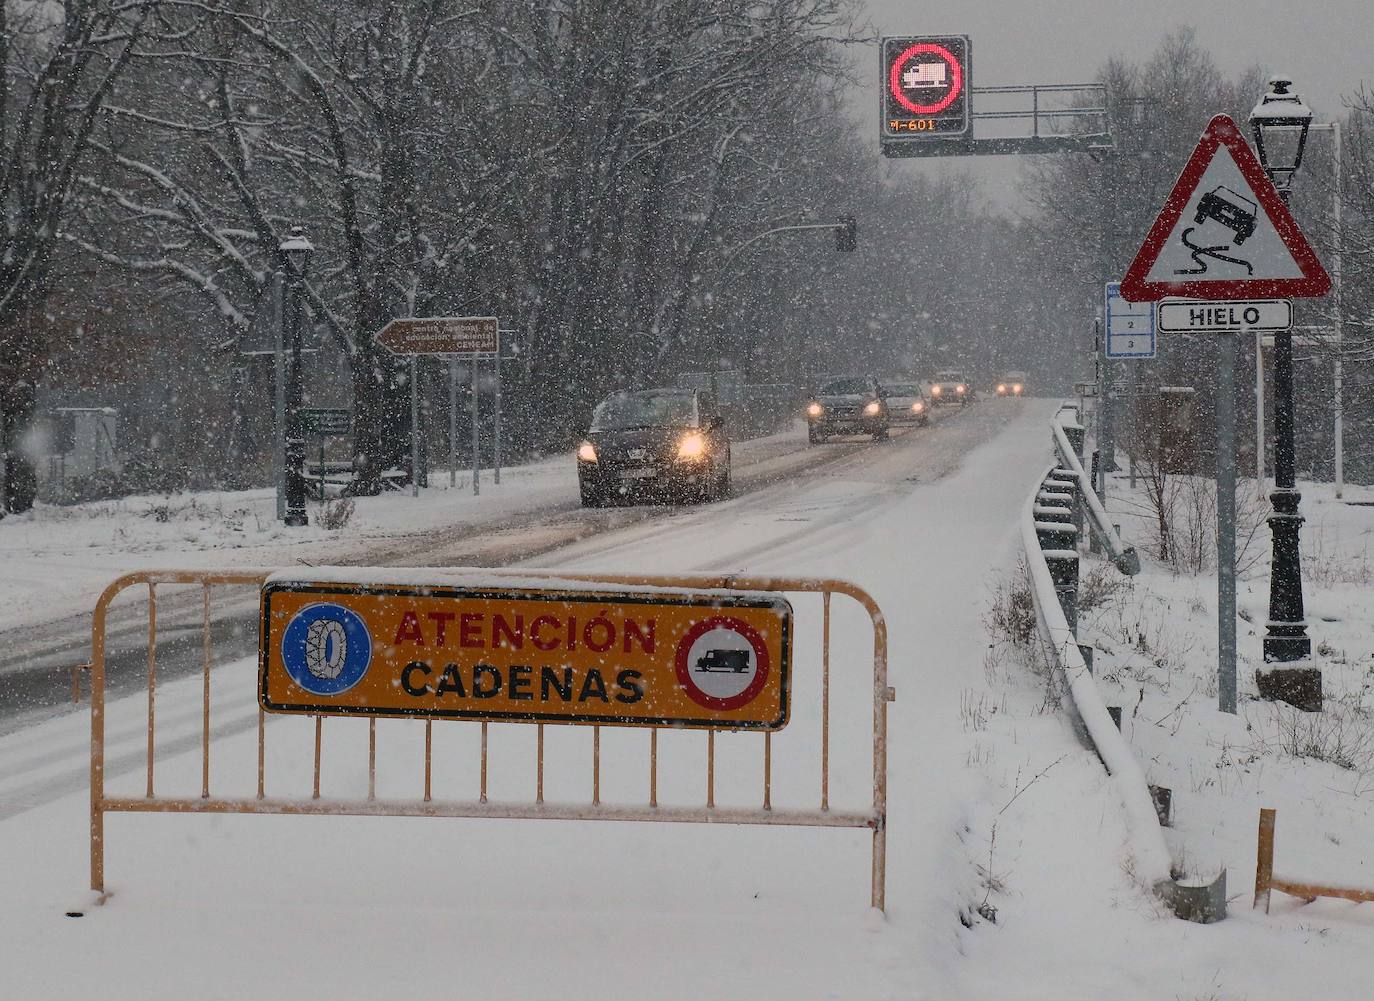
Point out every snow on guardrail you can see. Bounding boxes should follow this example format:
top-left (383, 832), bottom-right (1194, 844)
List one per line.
top-left (1019, 475), bottom-right (1174, 891)
top-left (1050, 418), bottom-right (1141, 575)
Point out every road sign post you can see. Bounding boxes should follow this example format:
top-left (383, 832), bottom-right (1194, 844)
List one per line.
top-left (448, 358), bottom-right (458, 488)
top-left (410, 357), bottom-right (420, 498)
top-left (299, 408), bottom-right (350, 502)
top-left (471, 357), bottom-right (480, 496)
top-left (1217, 329), bottom-right (1239, 714)
top-left (373, 317), bottom-right (499, 499)
top-left (1121, 113), bottom-right (1332, 709)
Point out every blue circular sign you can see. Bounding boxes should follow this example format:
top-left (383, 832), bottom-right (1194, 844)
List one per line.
top-left (280, 603), bottom-right (373, 696)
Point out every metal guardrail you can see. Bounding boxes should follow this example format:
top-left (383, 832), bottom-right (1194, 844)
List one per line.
top-left (1020, 414), bottom-right (1226, 923)
top-left (1051, 412), bottom-right (1140, 575)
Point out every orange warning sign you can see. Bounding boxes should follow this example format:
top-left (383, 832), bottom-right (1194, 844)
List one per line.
top-left (259, 580), bottom-right (791, 730)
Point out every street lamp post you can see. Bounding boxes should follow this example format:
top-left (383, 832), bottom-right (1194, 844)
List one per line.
top-left (280, 226), bottom-right (315, 528)
top-left (1249, 77), bottom-right (1313, 666)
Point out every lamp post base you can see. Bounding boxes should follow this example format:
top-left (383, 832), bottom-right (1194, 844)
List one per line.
top-left (1255, 665), bottom-right (1322, 712)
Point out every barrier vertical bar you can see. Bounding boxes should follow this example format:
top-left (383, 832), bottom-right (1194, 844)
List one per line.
top-left (763, 732), bottom-right (772, 810)
top-left (872, 597), bottom-right (889, 913)
top-left (706, 730), bottom-right (716, 808)
top-left (368, 719), bottom-right (377, 800)
top-left (649, 728), bottom-right (659, 807)
top-left (536, 723), bottom-right (545, 804)
top-left (146, 582), bottom-right (157, 797)
top-left (202, 584), bottom-right (212, 799)
top-left (423, 719), bottom-right (432, 802)
top-left (312, 717), bottom-right (322, 799)
top-left (90, 596), bottom-right (107, 895)
top-left (257, 707), bottom-right (265, 800)
top-left (593, 726), bottom-right (602, 806)
top-left (480, 722), bottom-right (488, 803)
top-left (822, 591), bottom-right (831, 811)
top-left (1255, 808), bottom-right (1277, 913)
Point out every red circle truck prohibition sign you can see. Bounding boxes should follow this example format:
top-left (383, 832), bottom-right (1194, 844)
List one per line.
top-left (675, 616), bottom-right (771, 711)
top-left (888, 43), bottom-right (964, 116)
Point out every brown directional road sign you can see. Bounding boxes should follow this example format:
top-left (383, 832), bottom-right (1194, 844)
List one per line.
top-left (374, 316), bottom-right (499, 356)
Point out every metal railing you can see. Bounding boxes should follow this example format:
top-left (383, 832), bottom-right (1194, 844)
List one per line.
top-left (1021, 414), bottom-right (1225, 922)
top-left (87, 569), bottom-right (894, 910)
top-left (1052, 412), bottom-right (1140, 575)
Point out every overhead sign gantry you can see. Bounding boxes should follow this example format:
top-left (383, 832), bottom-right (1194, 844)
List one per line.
top-left (879, 34), bottom-right (1111, 158)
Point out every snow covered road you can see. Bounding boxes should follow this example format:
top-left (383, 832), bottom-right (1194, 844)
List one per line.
top-left (0, 398), bottom-right (1196, 1001)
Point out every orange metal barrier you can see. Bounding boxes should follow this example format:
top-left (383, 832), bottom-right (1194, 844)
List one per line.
top-left (88, 569), bottom-right (892, 910)
top-left (1254, 808), bottom-right (1374, 912)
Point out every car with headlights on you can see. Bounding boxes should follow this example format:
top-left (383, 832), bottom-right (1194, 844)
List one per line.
top-left (576, 388), bottom-right (730, 507)
top-left (806, 376), bottom-right (889, 444)
top-left (994, 371), bottom-right (1029, 397)
top-left (881, 379), bottom-right (931, 425)
top-left (930, 369), bottom-right (973, 406)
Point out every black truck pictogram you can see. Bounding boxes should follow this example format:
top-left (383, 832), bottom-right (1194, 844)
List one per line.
top-left (1194, 186), bottom-right (1258, 245)
top-left (695, 649), bottom-right (751, 674)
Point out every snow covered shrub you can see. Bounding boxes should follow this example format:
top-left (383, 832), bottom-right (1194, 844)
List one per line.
top-left (984, 566), bottom-right (1035, 648)
top-left (317, 497), bottom-right (355, 530)
top-left (1076, 564), bottom-right (1132, 614)
top-left (1247, 702), bottom-right (1374, 773)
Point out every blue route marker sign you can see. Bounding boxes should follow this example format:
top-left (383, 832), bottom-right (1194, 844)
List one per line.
top-left (1105, 281), bottom-right (1156, 359)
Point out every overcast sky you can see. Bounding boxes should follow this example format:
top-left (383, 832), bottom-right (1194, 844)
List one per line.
top-left (857, 0), bottom-right (1373, 203)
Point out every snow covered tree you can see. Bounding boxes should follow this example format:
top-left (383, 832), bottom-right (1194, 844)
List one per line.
top-left (0, 0), bottom-right (159, 513)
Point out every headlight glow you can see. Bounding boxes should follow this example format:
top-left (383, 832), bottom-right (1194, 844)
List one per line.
top-left (912, 402), bottom-right (924, 413)
top-left (807, 402), bottom-right (823, 417)
top-left (577, 441), bottom-right (597, 462)
top-left (931, 385), bottom-right (941, 395)
top-left (676, 433), bottom-right (706, 459)
top-left (956, 384), bottom-right (966, 394)
top-left (1013, 384), bottom-right (1023, 393)
top-left (864, 400), bottom-right (881, 416)
top-left (997, 384), bottom-right (1006, 393)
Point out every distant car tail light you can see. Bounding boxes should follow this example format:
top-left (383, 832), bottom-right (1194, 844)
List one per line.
top-left (577, 441), bottom-right (598, 462)
top-left (807, 402), bottom-right (823, 417)
top-left (864, 400), bottom-right (882, 416)
top-left (676, 433), bottom-right (706, 459)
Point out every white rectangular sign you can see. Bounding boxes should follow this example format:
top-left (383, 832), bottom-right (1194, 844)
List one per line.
top-left (1105, 282), bottom-right (1155, 359)
top-left (1156, 299), bottom-right (1292, 333)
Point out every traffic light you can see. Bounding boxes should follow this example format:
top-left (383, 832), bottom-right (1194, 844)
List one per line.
top-left (835, 216), bottom-right (857, 252)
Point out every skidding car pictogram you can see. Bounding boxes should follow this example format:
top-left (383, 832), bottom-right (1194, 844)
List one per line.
top-left (1194, 186), bottom-right (1258, 245)
top-left (695, 649), bottom-right (751, 674)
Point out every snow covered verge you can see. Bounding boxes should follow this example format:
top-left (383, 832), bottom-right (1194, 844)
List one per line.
top-left (1008, 461), bottom-right (1374, 989)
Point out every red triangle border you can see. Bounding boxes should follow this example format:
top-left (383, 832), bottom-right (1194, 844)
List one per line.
top-left (1119, 114), bottom-right (1331, 302)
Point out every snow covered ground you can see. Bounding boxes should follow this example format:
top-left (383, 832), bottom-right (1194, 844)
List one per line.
top-left (2, 400), bottom-right (1372, 1000)
top-left (0, 423), bottom-right (825, 636)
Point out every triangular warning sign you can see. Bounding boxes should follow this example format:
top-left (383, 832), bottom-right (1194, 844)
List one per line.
top-left (1120, 114), bottom-right (1331, 302)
